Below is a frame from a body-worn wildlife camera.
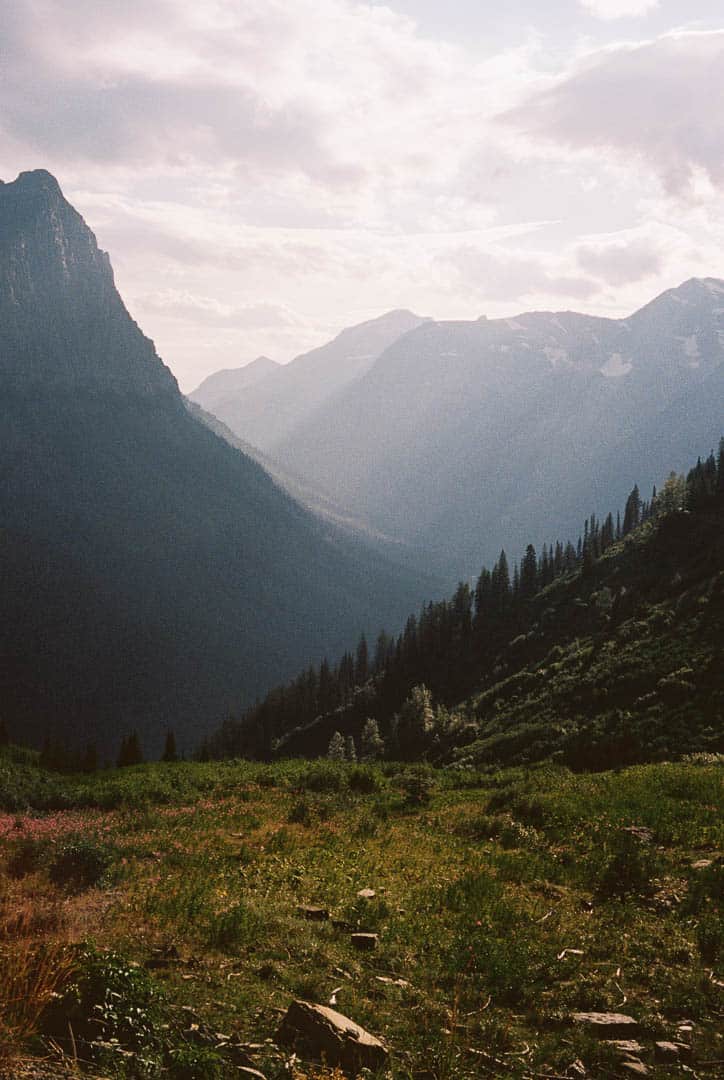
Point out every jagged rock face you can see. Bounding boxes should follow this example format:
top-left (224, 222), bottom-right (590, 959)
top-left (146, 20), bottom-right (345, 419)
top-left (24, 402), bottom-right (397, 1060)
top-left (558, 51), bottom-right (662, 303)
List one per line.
top-left (0, 170), bottom-right (175, 394)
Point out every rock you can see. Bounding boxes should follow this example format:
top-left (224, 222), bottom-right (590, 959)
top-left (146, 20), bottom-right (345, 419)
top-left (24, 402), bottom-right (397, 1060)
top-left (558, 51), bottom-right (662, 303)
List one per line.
top-left (357, 888), bottom-right (376, 899)
top-left (351, 932), bottom-right (378, 951)
top-left (375, 975), bottom-right (410, 988)
top-left (690, 859), bottom-right (713, 870)
top-left (606, 1040), bottom-right (645, 1056)
top-left (621, 825), bottom-right (653, 844)
top-left (571, 1012), bottom-right (639, 1038)
top-left (620, 1061), bottom-right (648, 1076)
top-left (277, 1000), bottom-right (388, 1072)
top-left (297, 905), bottom-right (329, 921)
top-left (655, 1040), bottom-right (691, 1062)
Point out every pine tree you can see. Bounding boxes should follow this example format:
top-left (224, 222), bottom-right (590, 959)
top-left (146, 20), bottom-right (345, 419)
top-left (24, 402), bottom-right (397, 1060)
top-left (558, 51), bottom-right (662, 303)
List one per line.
top-left (355, 635), bottom-right (369, 684)
top-left (360, 718), bottom-right (384, 761)
top-left (623, 484), bottom-right (641, 534)
top-left (327, 731), bottom-right (346, 761)
top-left (162, 730), bottom-right (178, 763)
top-left (0, 720), bottom-right (8, 747)
top-left (395, 684), bottom-right (434, 759)
top-left (118, 730), bottom-right (143, 767)
top-left (81, 743), bottom-right (98, 773)
top-left (520, 544), bottom-right (538, 598)
top-left (373, 630), bottom-right (393, 673)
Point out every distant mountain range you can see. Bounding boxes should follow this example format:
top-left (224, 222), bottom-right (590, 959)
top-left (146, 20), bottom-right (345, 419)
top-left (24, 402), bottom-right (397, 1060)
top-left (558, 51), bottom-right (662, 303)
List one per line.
top-left (197, 280), bottom-right (724, 580)
top-left (189, 309), bottom-right (429, 451)
top-left (0, 170), bottom-right (430, 755)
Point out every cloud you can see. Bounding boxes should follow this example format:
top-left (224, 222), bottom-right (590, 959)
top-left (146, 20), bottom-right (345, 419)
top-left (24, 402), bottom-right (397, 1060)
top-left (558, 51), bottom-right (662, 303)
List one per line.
top-left (506, 30), bottom-right (724, 195)
top-left (576, 235), bottom-right (663, 285)
top-left (3, 2), bottom-right (724, 388)
top-left (138, 291), bottom-right (304, 330)
top-left (437, 245), bottom-right (598, 304)
top-left (579, 0), bottom-right (660, 19)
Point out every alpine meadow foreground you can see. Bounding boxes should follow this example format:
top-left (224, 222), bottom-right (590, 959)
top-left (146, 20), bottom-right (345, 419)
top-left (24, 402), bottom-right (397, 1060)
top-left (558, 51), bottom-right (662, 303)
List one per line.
top-left (1, 752), bottom-right (721, 1078)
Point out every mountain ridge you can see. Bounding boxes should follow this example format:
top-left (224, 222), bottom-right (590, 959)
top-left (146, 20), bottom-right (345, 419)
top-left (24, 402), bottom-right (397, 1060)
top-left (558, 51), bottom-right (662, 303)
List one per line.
top-left (0, 170), bottom-right (431, 754)
top-left (270, 277), bottom-right (724, 579)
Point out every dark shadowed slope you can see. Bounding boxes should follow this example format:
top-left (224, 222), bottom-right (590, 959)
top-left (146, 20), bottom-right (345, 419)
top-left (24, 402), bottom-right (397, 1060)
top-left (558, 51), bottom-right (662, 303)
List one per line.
top-left (0, 171), bottom-right (430, 755)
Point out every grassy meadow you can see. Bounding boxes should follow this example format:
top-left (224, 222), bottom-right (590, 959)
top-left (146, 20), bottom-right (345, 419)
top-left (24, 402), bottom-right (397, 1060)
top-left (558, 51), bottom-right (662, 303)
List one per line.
top-left (0, 751), bottom-right (722, 1078)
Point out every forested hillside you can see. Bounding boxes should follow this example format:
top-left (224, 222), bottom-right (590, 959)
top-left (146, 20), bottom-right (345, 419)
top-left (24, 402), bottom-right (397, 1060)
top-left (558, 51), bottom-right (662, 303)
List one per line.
top-left (210, 444), bottom-right (724, 768)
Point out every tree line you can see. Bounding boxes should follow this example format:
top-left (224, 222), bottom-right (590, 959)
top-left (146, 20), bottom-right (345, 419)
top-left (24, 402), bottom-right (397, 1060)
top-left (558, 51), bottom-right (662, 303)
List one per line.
top-left (206, 439), bottom-right (724, 763)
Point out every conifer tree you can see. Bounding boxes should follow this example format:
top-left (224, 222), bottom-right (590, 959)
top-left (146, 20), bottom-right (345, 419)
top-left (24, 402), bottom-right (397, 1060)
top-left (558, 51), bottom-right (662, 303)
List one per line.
top-left (162, 730), bottom-right (178, 763)
top-left (360, 718), bottom-right (384, 761)
top-left (344, 735), bottom-right (357, 762)
top-left (623, 484), bottom-right (641, 534)
top-left (327, 731), bottom-right (346, 761)
top-left (0, 720), bottom-right (8, 747)
top-left (520, 544), bottom-right (538, 598)
top-left (81, 742), bottom-right (98, 773)
top-left (355, 635), bottom-right (369, 684)
top-left (395, 684), bottom-right (434, 759)
top-left (118, 730), bottom-right (143, 767)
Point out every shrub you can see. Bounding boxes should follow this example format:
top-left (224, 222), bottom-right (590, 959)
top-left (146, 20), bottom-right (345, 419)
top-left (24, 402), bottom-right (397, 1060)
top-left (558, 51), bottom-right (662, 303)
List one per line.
top-left (287, 797), bottom-right (314, 826)
top-left (595, 830), bottom-right (659, 899)
top-left (400, 766), bottom-right (435, 807)
top-left (6, 837), bottom-right (46, 879)
top-left (47, 835), bottom-right (113, 890)
top-left (298, 763), bottom-right (345, 793)
top-left (0, 940), bottom-right (75, 1061)
top-left (46, 947), bottom-right (162, 1054)
top-left (168, 1044), bottom-right (226, 1078)
top-left (206, 901), bottom-right (259, 951)
top-left (348, 765), bottom-right (381, 793)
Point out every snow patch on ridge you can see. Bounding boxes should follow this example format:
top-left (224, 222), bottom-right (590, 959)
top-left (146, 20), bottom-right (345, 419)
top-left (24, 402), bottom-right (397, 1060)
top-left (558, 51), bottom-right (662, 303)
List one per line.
top-left (601, 353), bottom-right (632, 378)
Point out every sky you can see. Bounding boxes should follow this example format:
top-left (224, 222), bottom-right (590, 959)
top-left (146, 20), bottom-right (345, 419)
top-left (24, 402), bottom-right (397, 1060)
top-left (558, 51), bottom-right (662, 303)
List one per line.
top-left (2, 1), bottom-right (724, 390)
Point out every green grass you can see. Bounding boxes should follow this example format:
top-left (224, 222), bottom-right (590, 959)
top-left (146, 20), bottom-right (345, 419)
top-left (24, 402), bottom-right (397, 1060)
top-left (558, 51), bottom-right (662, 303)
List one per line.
top-left (1, 756), bottom-right (722, 1078)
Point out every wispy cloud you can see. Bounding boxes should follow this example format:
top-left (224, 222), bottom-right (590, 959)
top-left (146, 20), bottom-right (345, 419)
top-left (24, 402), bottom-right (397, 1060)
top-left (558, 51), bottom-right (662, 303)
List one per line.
top-left (1, 2), bottom-right (723, 388)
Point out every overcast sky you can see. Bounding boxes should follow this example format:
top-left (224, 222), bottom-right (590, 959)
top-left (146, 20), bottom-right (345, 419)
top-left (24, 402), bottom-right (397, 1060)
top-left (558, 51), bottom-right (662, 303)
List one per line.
top-left (2, 1), bottom-right (724, 390)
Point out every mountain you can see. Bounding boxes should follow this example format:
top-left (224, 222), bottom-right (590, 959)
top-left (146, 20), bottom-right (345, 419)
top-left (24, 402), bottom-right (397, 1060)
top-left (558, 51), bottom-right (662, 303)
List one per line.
top-left (0, 170), bottom-right (430, 755)
top-left (189, 308), bottom-right (429, 452)
top-left (190, 355), bottom-right (279, 415)
top-left (271, 281), bottom-right (724, 580)
top-left (212, 446), bottom-right (724, 766)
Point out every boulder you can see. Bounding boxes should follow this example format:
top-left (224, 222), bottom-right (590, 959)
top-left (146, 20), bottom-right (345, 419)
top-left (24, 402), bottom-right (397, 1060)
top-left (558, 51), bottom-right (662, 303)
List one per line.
top-left (605, 1040), bottom-right (645, 1056)
top-left (655, 1040), bottom-right (691, 1062)
top-left (571, 1012), bottom-right (639, 1038)
top-left (297, 905), bottom-right (329, 921)
top-left (357, 888), bottom-right (376, 899)
top-left (620, 1062), bottom-right (648, 1076)
top-left (277, 1000), bottom-right (388, 1072)
top-left (351, 932), bottom-right (378, 951)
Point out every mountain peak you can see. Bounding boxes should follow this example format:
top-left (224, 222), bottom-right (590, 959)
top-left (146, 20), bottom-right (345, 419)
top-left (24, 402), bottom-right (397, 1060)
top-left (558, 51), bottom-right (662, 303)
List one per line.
top-left (11, 168), bottom-right (64, 196)
top-left (0, 169), bottom-right (176, 396)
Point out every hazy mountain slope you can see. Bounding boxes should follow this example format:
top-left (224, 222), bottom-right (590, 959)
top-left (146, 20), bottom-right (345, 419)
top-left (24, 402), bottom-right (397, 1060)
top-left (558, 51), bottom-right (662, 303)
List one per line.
top-left (185, 398), bottom-right (405, 542)
top-left (189, 309), bottom-right (429, 452)
top-left (274, 282), bottom-right (724, 579)
top-left (190, 355), bottom-right (279, 415)
top-left (0, 170), bottom-right (429, 755)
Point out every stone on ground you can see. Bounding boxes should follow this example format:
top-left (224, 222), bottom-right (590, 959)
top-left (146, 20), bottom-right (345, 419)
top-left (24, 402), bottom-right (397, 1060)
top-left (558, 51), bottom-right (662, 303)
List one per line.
top-left (277, 999), bottom-right (388, 1071)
